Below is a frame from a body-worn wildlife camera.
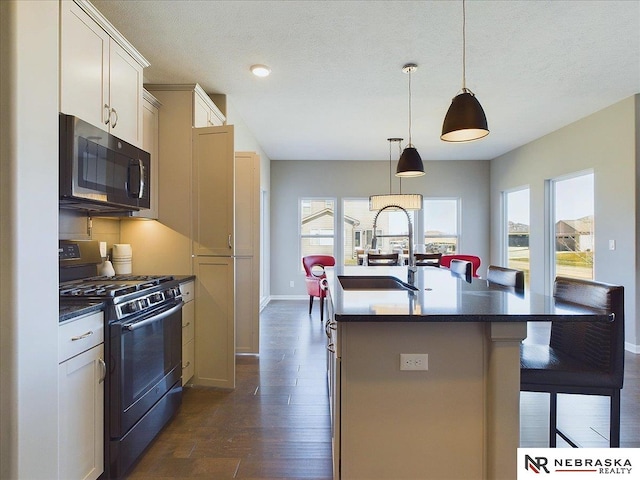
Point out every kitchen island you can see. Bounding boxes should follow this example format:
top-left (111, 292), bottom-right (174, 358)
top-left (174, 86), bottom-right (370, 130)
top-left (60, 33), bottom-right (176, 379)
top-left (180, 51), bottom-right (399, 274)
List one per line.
top-left (325, 266), bottom-right (611, 480)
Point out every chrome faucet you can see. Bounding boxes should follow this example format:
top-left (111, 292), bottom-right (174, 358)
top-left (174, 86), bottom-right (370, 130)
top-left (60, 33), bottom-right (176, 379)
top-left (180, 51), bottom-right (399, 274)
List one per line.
top-left (370, 205), bottom-right (417, 285)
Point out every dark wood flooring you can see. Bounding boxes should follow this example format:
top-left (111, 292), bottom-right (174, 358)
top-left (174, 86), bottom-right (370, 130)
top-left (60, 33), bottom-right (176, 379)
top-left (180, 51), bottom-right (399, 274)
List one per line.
top-left (127, 300), bottom-right (639, 479)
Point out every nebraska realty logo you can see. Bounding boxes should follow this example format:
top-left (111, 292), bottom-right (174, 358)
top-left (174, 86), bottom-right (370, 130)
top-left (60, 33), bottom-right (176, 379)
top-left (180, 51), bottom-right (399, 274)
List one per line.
top-left (518, 449), bottom-right (640, 478)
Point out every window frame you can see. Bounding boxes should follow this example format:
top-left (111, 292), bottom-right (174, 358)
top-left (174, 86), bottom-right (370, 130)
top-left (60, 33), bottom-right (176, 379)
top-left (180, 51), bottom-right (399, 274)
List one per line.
top-left (422, 197), bottom-right (460, 254)
top-left (299, 197), bottom-right (336, 269)
top-left (547, 170), bottom-right (595, 289)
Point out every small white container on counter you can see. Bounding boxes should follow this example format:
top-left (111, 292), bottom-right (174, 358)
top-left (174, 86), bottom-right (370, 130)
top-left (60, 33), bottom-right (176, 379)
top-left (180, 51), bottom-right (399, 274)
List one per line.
top-left (112, 244), bottom-right (132, 274)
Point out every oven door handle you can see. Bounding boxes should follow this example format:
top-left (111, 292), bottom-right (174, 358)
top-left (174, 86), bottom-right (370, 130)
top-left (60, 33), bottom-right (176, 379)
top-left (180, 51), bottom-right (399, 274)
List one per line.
top-left (123, 301), bottom-right (184, 331)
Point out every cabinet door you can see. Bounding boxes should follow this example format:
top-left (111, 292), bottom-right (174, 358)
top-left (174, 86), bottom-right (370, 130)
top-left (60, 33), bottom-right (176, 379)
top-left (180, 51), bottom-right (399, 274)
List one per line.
top-left (193, 93), bottom-right (210, 128)
top-left (108, 40), bottom-right (144, 146)
top-left (234, 153), bottom-right (260, 256)
top-left (235, 256), bottom-right (259, 353)
top-left (58, 344), bottom-right (105, 480)
top-left (192, 126), bottom-right (235, 256)
top-left (193, 257), bottom-right (235, 389)
top-left (132, 92), bottom-right (159, 218)
top-left (182, 339), bottom-right (195, 386)
top-left (60, 0), bottom-right (109, 132)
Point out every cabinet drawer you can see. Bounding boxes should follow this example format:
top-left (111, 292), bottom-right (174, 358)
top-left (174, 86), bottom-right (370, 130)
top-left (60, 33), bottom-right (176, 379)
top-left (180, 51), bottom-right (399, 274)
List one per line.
top-left (182, 338), bottom-right (194, 385)
top-left (182, 300), bottom-right (195, 343)
top-left (180, 280), bottom-right (195, 303)
top-left (59, 311), bottom-right (104, 363)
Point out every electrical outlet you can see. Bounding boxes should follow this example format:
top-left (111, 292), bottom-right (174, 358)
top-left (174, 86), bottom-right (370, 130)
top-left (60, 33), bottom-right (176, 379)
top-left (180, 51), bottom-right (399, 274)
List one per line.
top-left (400, 353), bottom-right (428, 371)
top-left (289, 280), bottom-right (295, 288)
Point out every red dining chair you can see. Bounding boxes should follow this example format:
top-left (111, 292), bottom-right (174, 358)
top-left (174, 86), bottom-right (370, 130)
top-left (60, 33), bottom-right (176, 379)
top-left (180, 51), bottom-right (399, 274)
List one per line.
top-left (440, 254), bottom-right (481, 277)
top-left (302, 255), bottom-right (335, 322)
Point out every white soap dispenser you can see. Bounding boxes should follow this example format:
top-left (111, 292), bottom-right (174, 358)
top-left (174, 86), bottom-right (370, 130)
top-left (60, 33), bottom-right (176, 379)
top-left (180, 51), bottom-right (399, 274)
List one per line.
top-left (99, 255), bottom-right (116, 277)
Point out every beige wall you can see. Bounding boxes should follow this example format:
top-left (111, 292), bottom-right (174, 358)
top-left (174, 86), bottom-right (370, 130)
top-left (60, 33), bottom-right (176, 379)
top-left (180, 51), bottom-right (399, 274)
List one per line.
top-left (490, 95), bottom-right (639, 351)
top-left (270, 159), bottom-right (490, 296)
top-left (1, 1), bottom-right (60, 476)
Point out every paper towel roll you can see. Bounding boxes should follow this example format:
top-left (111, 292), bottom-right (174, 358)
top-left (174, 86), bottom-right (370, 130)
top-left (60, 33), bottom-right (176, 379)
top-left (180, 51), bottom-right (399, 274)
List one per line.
top-left (112, 244), bottom-right (132, 258)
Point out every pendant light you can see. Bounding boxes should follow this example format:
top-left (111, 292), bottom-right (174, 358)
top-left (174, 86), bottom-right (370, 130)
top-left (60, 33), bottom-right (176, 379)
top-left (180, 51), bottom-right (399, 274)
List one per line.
top-left (396, 64), bottom-right (425, 177)
top-left (370, 138), bottom-right (423, 211)
top-left (441, 0), bottom-right (489, 142)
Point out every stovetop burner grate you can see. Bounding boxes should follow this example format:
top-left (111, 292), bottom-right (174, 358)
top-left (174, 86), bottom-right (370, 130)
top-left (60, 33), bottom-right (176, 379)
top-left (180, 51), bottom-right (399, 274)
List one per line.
top-left (59, 275), bottom-right (175, 298)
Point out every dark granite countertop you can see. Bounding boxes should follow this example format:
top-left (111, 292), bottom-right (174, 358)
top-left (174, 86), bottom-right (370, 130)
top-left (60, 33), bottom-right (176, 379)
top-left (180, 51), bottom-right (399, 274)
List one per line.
top-left (327, 266), bottom-right (611, 323)
top-left (59, 301), bottom-right (105, 323)
top-left (174, 275), bottom-right (196, 284)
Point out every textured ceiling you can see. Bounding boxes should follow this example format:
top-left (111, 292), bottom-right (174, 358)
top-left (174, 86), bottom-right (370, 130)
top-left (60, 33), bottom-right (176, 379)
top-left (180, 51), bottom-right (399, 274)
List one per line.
top-left (92, 0), bottom-right (640, 161)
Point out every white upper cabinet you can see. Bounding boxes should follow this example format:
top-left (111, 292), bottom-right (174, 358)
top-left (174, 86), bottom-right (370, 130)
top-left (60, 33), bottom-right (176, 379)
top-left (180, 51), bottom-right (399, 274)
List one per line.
top-left (193, 84), bottom-right (225, 127)
top-left (60, 0), bottom-right (149, 147)
top-left (131, 90), bottom-right (161, 219)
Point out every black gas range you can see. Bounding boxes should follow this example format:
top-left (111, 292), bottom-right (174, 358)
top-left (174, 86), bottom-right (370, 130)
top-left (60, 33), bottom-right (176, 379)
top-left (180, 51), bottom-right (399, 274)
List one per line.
top-left (60, 274), bottom-right (181, 321)
top-left (59, 240), bottom-right (183, 479)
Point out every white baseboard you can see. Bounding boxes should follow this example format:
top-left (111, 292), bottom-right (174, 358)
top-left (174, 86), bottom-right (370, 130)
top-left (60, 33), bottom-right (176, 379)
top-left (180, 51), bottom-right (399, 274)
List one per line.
top-left (268, 295), bottom-right (308, 301)
top-left (625, 342), bottom-right (640, 354)
top-left (259, 296), bottom-right (270, 312)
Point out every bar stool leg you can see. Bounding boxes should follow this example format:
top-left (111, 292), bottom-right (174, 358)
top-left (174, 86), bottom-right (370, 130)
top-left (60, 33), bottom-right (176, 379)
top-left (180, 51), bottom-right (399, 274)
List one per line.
top-left (610, 391), bottom-right (621, 447)
top-left (549, 392), bottom-right (558, 447)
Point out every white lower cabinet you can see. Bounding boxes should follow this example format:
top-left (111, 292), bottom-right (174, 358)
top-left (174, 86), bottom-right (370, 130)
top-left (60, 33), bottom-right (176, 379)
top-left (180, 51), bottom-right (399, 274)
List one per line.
top-left (180, 280), bottom-right (195, 385)
top-left (58, 311), bottom-right (105, 480)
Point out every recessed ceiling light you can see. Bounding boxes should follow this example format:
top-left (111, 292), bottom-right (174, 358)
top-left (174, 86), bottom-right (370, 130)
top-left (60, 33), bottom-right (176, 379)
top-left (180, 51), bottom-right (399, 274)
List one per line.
top-left (250, 64), bottom-right (271, 77)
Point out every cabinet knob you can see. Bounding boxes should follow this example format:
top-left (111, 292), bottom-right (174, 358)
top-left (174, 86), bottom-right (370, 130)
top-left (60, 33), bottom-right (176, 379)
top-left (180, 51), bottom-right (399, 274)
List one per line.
top-left (103, 104), bottom-right (111, 125)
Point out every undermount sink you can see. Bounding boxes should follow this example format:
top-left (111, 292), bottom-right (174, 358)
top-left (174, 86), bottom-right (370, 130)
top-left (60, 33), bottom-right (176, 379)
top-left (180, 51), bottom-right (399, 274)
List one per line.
top-left (338, 275), bottom-right (419, 291)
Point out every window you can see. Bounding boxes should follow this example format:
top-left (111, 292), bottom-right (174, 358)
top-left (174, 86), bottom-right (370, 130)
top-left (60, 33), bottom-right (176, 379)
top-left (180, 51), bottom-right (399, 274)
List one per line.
top-left (504, 188), bottom-right (530, 285)
top-left (423, 199), bottom-right (459, 254)
top-left (343, 198), bottom-right (413, 265)
top-left (300, 198), bottom-right (335, 262)
top-left (551, 172), bottom-right (594, 280)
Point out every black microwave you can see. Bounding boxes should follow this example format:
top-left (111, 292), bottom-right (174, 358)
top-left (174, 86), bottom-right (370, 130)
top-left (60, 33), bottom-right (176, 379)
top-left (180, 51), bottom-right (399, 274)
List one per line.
top-left (59, 113), bottom-right (151, 213)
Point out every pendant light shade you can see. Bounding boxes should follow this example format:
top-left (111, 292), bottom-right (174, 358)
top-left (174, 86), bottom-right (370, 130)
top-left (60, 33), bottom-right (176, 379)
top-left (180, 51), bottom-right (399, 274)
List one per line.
top-left (441, 89), bottom-right (489, 142)
top-left (396, 147), bottom-right (425, 177)
top-left (441, 0), bottom-right (489, 143)
top-left (369, 194), bottom-right (423, 211)
top-left (369, 138), bottom-right (423, 211)
top-left (396, 64), bottom-right (425, 177)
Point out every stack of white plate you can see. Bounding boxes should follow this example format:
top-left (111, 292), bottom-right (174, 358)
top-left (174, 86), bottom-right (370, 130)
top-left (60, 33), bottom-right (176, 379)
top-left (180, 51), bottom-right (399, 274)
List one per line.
top-left (112, 244), bottom-right (132, 274)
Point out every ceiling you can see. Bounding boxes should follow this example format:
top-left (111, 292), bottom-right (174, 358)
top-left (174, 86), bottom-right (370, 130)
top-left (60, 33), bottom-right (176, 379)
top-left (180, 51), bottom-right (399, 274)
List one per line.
top-left (92, 0), bottom-right (640, 162)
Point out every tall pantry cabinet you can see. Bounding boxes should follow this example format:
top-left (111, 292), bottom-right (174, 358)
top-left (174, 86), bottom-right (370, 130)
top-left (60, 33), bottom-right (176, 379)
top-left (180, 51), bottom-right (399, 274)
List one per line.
top-left (142, 84), bottom-right (260, 389)
top-left (234, 152), bottom-right (261, 354)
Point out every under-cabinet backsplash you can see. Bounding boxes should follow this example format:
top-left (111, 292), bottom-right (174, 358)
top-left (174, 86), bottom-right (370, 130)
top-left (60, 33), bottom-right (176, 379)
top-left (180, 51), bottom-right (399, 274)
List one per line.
top-left (59, 209), bottom-right (121, 252)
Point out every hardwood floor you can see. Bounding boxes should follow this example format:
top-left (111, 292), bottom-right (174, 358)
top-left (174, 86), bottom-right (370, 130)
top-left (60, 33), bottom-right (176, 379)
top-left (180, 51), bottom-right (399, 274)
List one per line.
top-left (127, 300), bottom-right (639, 479)
top-left (127, 300), bottom-right (333, 479)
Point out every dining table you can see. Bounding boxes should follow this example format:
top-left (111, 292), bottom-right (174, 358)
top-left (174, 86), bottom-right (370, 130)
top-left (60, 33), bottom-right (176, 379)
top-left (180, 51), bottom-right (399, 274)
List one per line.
top-left (324, 265), bottom-right (611, 480)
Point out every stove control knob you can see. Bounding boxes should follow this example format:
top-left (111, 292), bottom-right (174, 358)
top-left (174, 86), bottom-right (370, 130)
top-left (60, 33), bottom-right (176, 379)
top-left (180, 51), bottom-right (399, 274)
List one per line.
top-left (122, 302), bottom-right (138, 314)
top-left (150, 293), bottom-right (163, 304)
